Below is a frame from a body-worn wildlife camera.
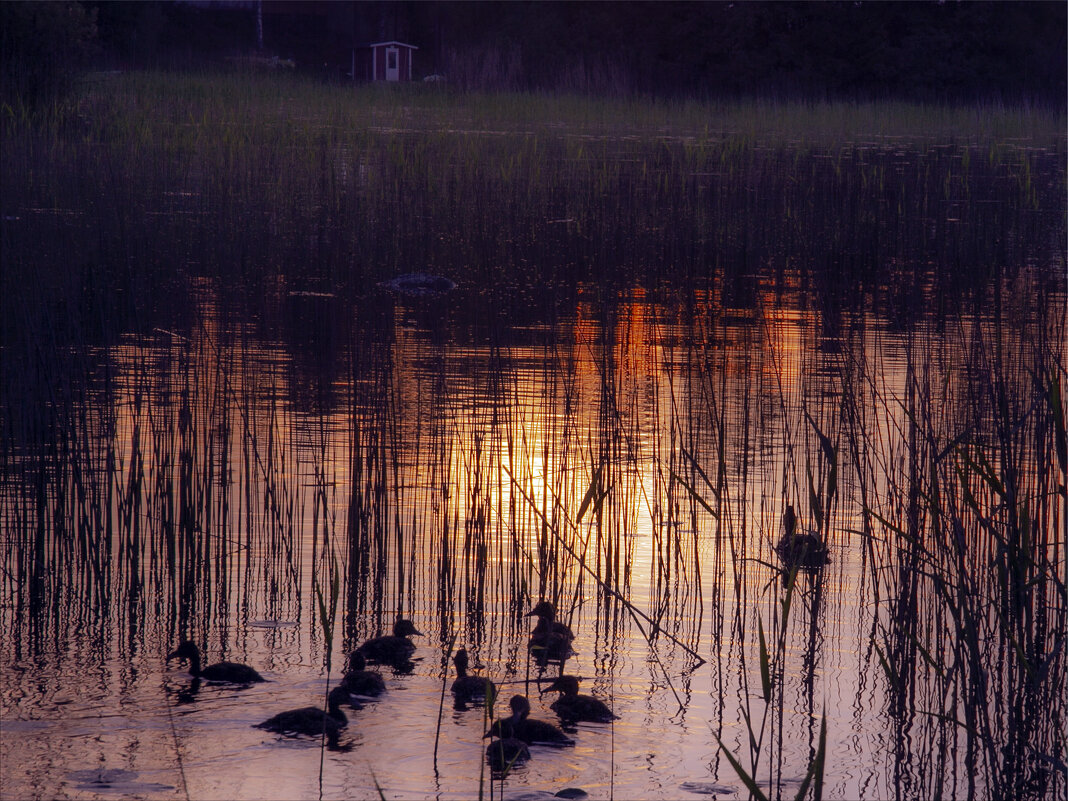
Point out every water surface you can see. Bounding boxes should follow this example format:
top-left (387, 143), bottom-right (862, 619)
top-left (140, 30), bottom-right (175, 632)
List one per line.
top-left (2, 100), bottom-right (1065, 800)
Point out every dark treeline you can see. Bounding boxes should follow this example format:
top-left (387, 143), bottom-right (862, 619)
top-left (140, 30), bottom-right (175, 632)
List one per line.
top-left (2, 1), bottom-right (1066, 107)
top-left (412, 1), bottom-right (1067, 102)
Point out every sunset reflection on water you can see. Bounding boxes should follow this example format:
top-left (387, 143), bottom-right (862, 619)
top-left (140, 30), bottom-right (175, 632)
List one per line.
top-left (2, 264), bottom-right (1063, 800)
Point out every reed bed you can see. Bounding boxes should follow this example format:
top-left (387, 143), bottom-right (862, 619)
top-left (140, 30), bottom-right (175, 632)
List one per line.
top-left (1, 71), bottom-right (1064, 799)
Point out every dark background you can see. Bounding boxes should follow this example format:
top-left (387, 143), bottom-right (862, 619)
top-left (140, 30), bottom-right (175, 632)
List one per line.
top-left (3, 1), bottom-right (1066, 106)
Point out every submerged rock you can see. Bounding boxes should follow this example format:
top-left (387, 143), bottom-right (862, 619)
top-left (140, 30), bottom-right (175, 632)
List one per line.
top-left (504, 790), bottom-right (588, 801)
top-left (379, 273), bottom-right (456, 297)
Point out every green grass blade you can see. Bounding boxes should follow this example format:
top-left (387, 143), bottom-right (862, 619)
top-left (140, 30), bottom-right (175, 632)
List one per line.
top-left (758, 616), bottom-right (772, 703)
top-left (792, 713), bottom-right (828, 801)
top-left (714, 733), bottom-right (770, 801)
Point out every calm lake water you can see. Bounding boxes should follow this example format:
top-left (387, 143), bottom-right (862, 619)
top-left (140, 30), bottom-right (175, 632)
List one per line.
top-left (1, 95), bottom-right (1065, 801)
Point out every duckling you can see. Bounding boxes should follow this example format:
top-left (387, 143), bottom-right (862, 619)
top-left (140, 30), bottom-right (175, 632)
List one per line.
top-left (354, 618), bottom-right (423, 665)
top-left (485, 735), bottom-right (530, 773)
top-left (340, 651), bottom-right (386, 697)
top-left (526, 602), bottom-right (575, 665)
top-left (451, 648), bottom-right (497, 704)
top-left (542, 675), bottom-right (617, 723)
top-left (775, 504), bottom-right (829, 569)
top-left (485, 694), bottom-right (575, 747)
top-left (526, 601), bottom-right (574, 641)
top-left (166, 641), bottom-right (265, 684)
top-left (254, 686), bottom-right (350, 745)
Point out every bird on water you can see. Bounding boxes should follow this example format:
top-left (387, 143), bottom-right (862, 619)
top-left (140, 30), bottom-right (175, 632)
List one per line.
top-left (451, 648), bottom-right (497, 705)
top-left (166, 641), bottom-right (265, 684)
top-left (775, 504), bottom-right (829, 569)
top-left (485, 734), bottom-right (531, 772)
top-left (340, 651), bottom-right (386, 697)
top-left (485, 694), bottom-right (575, 747)
top-left (354, 618), bottom-right (423, 665)
top-left (526, 601), bottom-right (575, 665)
top-left (254, 685), bottom-right (351, 745)
top-left (541, 675), bottom-right (617, 723)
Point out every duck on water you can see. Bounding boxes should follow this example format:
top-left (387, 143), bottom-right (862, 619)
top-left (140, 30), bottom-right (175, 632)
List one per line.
top-left (166, 641), bottom-right (265, 684)
top-left (485, 734), bottom-right (530, 773)
top-left (485, 694), bottom-right (575, 747)
top-left (254, 686), bottom-right (352, 747)
top-left (775, 504), bottom-right (829, 569)
top-left (541, 675), bottom-right (617, 723)
top-left (341, 652), bottom-right (386, 698)
top-left (526, 601), bottom-right (575, 665)
top-left (451, 648), bottom-right (497, 706)
top-left (353, 618), bottom-right (423, 666)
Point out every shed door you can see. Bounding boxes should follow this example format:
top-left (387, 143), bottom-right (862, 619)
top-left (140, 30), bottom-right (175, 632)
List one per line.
top-left (385, 47), bottom-right (400, 81)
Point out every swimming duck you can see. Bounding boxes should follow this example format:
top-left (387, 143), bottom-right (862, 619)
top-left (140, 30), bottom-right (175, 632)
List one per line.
top-left (451, 648), bottom-right (497, 704)
top-left (485, 734), bottom-right (530, 773)
top-left (527, 601), bottom-right (574, 640)
top-left (340, 651), bottom-right (386, 697)
top-left (485, 694), bottom-right (575, 747)
top-left (526, 602), bottom-right (575, 665)
top-left (254, 686), bottom-right (350, 745)
top-left (166, 641), bottom-right (265, 684)
top-left (354, 618), bottom-right (423, 665)
top-left (542, 675), bottom-right (617, 723)
top-left (775, 505), bottom-right (829, 569)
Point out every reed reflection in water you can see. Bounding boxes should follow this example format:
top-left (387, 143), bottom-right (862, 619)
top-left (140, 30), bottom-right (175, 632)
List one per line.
top-left (2, 265), bottom-right (1065, 800)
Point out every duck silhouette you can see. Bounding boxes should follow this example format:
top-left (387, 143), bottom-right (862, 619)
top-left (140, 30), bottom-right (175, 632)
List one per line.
top-left (541, 675), bottom-right (617, 723)
top-left (526, 602), bottom-right (575, 665)
top-left (354, 618), bottom-right (422, 666)
top-left (166, 641), bottom-right (265, 684)
top-left (451, 648), bottom-right (497, 705)
top-left (775, 504), bottom-right (829, 569)
top-left (254, 686), bottom-right (351, 747)
top-left (485, 734), bottom-right (530, 772)
top-left (485, 694), bottom-right (575, 747)
top-left (340, 651), bottom-right (386, 697)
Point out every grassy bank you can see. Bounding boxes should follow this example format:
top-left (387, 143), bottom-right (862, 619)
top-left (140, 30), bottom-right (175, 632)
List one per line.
top-left (26, 70), bottom-right (1064, 144)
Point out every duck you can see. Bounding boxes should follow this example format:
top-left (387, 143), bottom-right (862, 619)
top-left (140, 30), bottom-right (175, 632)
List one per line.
top-left (254, 685), bottom-right (350, 745)
top-left (484, 694), bottom-right (575, 747)
top-left (340, 651), bottom-right (386, 697)
top-left (526, 602), bottom-right (575, 665)
top-left (775, 504), bottom-right (829, 569)
top-left (541, 675), bottom-right (617, 723)
top-left (166, 641), bottom-right (265, 684)
top-left (485, 735), bottom-right (530, 773)
top-left (527, 601), bottom-right (574, 641)
top-left (451, 648), bottom-right (497, 704)
top-left (354, 618), bottom-right (423, 665)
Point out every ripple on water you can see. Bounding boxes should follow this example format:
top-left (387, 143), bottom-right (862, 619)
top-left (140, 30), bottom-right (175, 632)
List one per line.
top-left (679, 780), bottom-right (738, 795)
top-left (67, 768), bottom-right (174, 795)
top-left (247, 619), bottom-right (298, 629)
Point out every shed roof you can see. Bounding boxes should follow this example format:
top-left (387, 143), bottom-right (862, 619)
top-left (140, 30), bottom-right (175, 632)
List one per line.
top-left (361, 41), bottom-right (419, 50)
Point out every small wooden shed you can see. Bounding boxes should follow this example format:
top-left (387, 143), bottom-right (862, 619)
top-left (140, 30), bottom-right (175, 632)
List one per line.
top-left (353, 41), bottom-right (418, 82)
